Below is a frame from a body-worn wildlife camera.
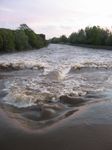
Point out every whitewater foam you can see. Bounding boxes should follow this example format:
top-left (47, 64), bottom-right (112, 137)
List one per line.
top-left (1, 44), bottom-right (112, 108)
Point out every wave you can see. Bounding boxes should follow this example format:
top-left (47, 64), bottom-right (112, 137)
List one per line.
top-left (0, 61), bottom-right (49, 71)
top-left (69, 61), bottom-right (112, 73)
top-left (45, 70), bottom-right (65, 81)
top-left (2, 75), bottom-right (106, 108)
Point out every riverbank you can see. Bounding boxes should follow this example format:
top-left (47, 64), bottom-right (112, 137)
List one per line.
top-left (68, 43), bottom-right (112, 50)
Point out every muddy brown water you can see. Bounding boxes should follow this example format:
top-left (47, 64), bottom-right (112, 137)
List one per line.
top-left (0, 44), bottom-right (112, 150)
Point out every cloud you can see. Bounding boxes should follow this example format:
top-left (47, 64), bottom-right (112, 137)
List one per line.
top-left (0, 0), bottom-right (112, 38)
top-left (0, 7), bottom-right (13, 12)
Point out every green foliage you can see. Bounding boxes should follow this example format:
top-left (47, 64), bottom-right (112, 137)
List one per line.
top-left (0, 24), bottom-right (47, 53)
top-left (76, 29), bottom-right (86, 43)
top-left (105, 34), bottom-right (112, 46)
top-left (68, 33), bottom-right (77, 44)
top-left (19, 24), bottom-right (32, 31)
top-left (51, 26), bottom-right (112, 47)
top-left (50, 35), bottom-right (68, 44)
top-left (20, 24), bottom-right (46, 49)
top-left (14, 30), bottom-right (30, 50)
top-left (25, 30), bottom-right (38, 48)
top-left (59, 35), bottom-right (68, 43)
top-left (68, 26), bottom-right (110, 46)
top-left (0, 34), bottom-right (3, 52)
top-left (50, 37), bottom-right (60, 43)
top-left (0, 29), bottom-right (15, 52)
top-left (85, 26), bottom-right (108, 45)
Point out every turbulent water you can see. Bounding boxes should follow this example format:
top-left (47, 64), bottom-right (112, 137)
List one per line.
top-left (1, 44), bottom-right (112, 130)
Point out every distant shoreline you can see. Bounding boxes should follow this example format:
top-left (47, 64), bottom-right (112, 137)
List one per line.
top-left (50, 43), bottom-right (112, 50)
top-left (68, 43), bottom-right (112, 50)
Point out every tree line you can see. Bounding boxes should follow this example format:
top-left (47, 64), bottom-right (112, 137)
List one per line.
top-left (0, 24), bottom-right (47, 53)
top-left (50, 26), bottom-right (112, 46)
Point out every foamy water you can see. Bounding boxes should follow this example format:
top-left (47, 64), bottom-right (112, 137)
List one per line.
top-left (1, 44), bottom-right (112, 108)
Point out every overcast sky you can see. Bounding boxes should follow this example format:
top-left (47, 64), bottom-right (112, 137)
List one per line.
top-left (0, 0), bottom-right (112, 38)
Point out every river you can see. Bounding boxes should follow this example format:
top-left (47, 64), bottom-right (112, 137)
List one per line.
top-left (0, 44), bottom-right (112, 150)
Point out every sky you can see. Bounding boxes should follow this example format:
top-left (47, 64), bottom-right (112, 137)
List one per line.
top-left (0, 0), bottom-right (112, 39)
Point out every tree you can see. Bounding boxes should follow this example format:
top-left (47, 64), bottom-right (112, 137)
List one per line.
top-left (59, 35), bottom-right (68, 43)
top-left (50, 37), bottom-right (60, 43)
top-left (19, 24), bottom-right (47, 49)
top-left (105, 33), bottom-right (112, 46)
top-left (0, 29), bottom-right (15, 52)
top-left (19, 24), bottom-right (32, 31)
top-left (14, 30), bottom-right (30, 50)
top-left (0, 33), bottom-right (3, 51)
top-left (69, 33), bottom-right (77, 44)
top-left (0, 24), bottom-right (47, 53)
top-left (76, 29), bottom-right (86, 43)
top-left (85, 26), bottom-right (108, 45)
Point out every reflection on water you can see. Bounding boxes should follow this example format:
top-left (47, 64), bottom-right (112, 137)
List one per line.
top-left (0, 44), bottom-right (112, 130)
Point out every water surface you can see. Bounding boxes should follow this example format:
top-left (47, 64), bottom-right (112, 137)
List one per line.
top-left (0, 44), bottom-right (112, 131)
